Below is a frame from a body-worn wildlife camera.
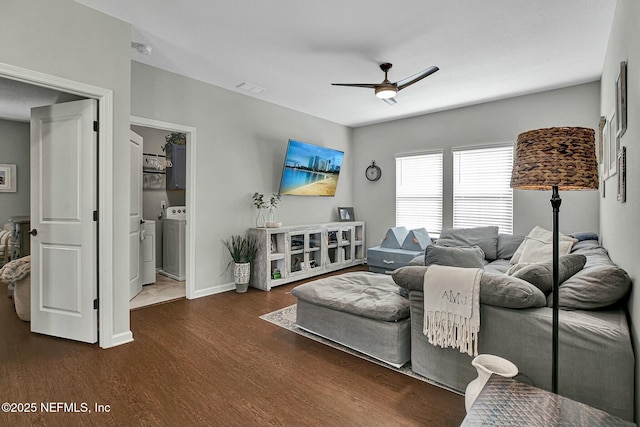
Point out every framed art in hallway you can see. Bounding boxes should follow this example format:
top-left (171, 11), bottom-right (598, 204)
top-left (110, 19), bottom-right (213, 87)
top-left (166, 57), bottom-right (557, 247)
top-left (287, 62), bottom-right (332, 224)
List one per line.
top-left (617, 147), bottom-right (626, 203)
top-left (616, 61), bottom-right (627, 138)
top-left (0, 164), bottom-right (16, 192)
top-left (608, 110), bottom-right (618, 177)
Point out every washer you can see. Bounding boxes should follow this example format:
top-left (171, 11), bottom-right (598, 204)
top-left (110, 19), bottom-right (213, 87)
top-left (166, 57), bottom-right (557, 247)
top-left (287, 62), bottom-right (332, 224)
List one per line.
top-left (160, 206), bottom-right (186, 281)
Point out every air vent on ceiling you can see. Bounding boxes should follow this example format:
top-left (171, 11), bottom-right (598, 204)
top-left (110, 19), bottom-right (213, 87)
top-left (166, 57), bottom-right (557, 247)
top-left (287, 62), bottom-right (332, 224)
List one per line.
top-left (236, 82), bottom-right (265, 94)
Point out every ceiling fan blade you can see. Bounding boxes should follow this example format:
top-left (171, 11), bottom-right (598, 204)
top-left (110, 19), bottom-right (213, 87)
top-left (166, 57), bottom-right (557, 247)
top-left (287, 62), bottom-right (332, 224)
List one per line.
top-left (382, 97), bottom-right (397, 106)
top-left (395, 66), bottom-right (439, 91)
top-left (331, 83), bottom-right (380, 88)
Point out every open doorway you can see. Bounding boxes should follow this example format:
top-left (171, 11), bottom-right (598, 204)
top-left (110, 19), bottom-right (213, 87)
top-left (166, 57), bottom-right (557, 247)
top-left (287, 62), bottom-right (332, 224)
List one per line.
top-left (130, 116), bottom-right (196, 307)
top-left (0, 64), bottom-right (120, 347)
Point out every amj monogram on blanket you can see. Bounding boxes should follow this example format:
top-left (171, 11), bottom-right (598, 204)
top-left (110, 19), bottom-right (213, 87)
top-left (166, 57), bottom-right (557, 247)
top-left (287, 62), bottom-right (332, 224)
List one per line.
top-left (422, 265), bottom-right (482, 356)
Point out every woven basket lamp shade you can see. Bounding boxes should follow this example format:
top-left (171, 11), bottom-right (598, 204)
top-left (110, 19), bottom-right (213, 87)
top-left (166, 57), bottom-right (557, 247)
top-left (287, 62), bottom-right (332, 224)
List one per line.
top-left (511, 127), bottom-right (599, 191)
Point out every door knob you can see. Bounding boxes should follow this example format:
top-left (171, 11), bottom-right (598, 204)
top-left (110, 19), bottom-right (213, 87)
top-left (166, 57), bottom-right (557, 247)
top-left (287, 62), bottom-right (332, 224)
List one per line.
top-left (28, 229), bottom-right (38, 236)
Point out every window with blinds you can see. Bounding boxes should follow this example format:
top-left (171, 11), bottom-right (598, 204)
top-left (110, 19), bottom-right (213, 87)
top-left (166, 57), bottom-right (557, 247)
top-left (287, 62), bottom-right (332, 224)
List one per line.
top-left (396, 152), bottom-right (443, 235)
top-left (452, 145), bottom-right (514, 234)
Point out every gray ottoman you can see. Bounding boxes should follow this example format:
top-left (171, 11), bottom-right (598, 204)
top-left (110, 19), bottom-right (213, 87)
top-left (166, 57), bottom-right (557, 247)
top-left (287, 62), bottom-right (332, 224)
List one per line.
top-left (291, 272), bottom-right (411, 367)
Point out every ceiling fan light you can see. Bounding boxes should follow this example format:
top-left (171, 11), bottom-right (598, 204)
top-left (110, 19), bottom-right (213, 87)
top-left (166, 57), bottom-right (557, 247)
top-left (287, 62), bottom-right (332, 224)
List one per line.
top-left (375, 86), bottom-right (397, 99)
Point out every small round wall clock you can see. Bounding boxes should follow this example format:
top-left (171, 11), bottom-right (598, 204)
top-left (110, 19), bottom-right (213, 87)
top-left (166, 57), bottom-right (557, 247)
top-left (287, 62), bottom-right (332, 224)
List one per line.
top-left (365, 160), bottom-right (382, 181)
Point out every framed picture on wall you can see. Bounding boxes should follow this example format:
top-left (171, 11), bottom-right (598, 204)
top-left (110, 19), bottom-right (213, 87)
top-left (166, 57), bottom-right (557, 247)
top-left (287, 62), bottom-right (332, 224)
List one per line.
top-left (617, 147), bottom-right (626, 203)
top-left (602, 114), bottom-right (610, 178)
top-left (0, 164), bottom-right (17, 192)
top-left (608, 111), bottom-right (618, 176)
top-left (616, 61), bottom-right (627, 138)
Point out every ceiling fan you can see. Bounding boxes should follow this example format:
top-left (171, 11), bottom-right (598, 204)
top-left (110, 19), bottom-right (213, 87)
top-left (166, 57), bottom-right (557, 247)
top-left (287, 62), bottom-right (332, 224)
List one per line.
top-left (332, 63), bottom-right (439, 105)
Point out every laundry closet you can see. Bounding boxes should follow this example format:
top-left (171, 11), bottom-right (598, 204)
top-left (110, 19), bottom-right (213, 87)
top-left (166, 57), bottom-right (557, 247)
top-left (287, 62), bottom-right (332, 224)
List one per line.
top-left (130, 125), bottom-right (187, 307)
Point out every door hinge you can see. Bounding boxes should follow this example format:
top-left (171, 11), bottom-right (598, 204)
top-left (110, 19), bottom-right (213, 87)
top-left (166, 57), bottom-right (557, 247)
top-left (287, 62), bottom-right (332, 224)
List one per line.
top-left (93, 299), bottom-right (99, 310)
top-left (93, 210), bottom-right (98, 221)
top-left (93, 121), bottom-right (99, 132)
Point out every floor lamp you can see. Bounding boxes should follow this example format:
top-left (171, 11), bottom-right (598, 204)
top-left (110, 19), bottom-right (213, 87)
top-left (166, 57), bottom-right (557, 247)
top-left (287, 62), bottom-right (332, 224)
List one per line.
top-left (510, 127), bottom-right (599, 394)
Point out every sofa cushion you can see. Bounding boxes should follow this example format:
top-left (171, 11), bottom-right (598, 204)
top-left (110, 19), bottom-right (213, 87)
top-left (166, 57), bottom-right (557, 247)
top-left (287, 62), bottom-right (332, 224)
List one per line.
top-left (479, 272), bottom-right (547, 308)
top-left (391, 266), bottom-right (546, 308)
top-left (510, 254), bottom-right (586, 294)
top-left (549, 264), bottom-right (632, 310)
top-left (437, 226), bottom-right (499, 260)
top-left (497, 233), bottom-right (524, 260)
top-left (424, 244), bottom-right (485, 269)
top-left (511, 226), bottom-right (577, 264)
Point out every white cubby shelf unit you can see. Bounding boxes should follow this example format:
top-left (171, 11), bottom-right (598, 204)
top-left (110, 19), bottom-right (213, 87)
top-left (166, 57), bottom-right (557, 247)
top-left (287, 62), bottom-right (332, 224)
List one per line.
top-left (249, 222), bottom-right (365, 291)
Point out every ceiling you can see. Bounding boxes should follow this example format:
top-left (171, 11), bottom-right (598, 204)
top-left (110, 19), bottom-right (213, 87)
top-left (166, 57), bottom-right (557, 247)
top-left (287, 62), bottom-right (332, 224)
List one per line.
top-left (6, 1), bottom-right (618, 127)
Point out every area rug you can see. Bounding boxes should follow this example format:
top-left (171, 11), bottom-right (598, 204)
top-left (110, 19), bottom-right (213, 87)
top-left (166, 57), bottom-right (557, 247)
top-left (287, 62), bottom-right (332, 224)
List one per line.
top-left (260, 304), bottom-right (460, 394)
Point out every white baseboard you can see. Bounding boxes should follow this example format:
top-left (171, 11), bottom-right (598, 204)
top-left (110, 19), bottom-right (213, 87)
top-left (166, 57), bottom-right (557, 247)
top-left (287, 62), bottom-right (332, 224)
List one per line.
top-left (102, 330), bottom-right (134, 348)
top-left (190, 281), bottom-right (235, 299)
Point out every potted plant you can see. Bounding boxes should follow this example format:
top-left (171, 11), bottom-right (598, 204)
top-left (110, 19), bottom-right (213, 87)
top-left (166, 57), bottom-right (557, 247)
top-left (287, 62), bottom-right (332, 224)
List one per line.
top-left (252, 192), bottom-right (281, 227)
top-left (223, 234), bottom-right (258, 293)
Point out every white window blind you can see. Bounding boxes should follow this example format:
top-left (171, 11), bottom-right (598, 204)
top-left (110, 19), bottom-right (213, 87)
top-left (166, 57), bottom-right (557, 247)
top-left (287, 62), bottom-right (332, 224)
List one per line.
top-left (453, 145), bottom-right (513, 234)
top-left (396, 152), bottom-right (443, 235)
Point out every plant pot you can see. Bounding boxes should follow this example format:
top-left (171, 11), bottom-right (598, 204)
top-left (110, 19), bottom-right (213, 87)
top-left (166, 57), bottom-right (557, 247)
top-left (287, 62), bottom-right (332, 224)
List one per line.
top-left (235, 283), bottom-right (249, 293)
top-left (465, 354), bottom-right (518, 412)
top-left (234, 262), bottom-right (251, 287)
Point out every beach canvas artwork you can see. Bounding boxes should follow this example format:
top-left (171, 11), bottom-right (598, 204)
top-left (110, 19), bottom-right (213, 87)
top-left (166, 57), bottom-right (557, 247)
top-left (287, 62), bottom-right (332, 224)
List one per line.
top-left (279, 140), bottom-right (344, 196)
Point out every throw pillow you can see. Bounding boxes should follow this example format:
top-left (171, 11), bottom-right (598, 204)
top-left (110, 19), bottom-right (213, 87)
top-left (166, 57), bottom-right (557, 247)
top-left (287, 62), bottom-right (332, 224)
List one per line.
top-left (391, 266), bottom-right (547, 308)
top-left (391, 266), bottom-right (427, 292)
top-left (424, 244), bottom-right (485, 269)
top-left (436, 226), bottom-right (499, 260)
top-left (510, 254), bottom-right (586, 294)
top-left (549, 264), bottom-right (631, 309)
top-left (496, 233), bottom-right (525, 260)
top-left (510, 226), bottom-right (577, 264)
top-left (480, 272), bottom-right (547, 309)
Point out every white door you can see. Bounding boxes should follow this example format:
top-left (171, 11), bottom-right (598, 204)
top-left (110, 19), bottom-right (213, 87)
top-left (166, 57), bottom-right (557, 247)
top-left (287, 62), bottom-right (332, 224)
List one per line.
top-left (129, 130), bottom-right (143, 300)
top-left (30, 99), bottom-right (98, 343)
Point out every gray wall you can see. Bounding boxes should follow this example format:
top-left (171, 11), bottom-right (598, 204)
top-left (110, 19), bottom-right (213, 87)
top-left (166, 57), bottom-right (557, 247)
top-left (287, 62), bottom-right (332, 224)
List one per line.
top-left (353, 83), bottom-right (601, 246)
top-left (599, 0), bottom-right (640, 420)
top-left (131, 61), bottom-right (353, 290)
top-left (1, 0), bottom-right (132, 342)
top-left (0, 119), bottom-right (29, 223)
top-left (131, 125), bottom-right (186, 268)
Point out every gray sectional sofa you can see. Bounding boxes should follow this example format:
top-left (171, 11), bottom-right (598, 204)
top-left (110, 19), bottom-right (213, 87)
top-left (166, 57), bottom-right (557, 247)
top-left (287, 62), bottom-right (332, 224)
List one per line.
top-left (391, 226), bottom-right (634, 421)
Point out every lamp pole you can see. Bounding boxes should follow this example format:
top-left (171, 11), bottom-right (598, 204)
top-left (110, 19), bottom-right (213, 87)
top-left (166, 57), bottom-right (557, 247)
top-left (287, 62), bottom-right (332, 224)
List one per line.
top-left (551, 185), bottom-right (561, 394)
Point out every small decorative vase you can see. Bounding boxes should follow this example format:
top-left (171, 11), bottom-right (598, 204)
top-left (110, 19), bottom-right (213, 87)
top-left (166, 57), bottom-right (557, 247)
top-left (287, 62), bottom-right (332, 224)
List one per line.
top-left (255, 209), bottom-right (266, 228)
top-left (465, 354), bottom-right (518, 412)
top-left (268, 208), bottom-right (275, 223)
top-left (234, 262), bottom-right (251, 292)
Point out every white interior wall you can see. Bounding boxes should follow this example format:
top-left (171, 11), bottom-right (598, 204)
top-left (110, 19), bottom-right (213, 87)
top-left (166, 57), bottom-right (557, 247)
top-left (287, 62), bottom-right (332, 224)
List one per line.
top-left (353, 82), bottom-right (601, 246)
top-left (1, 0), bottom-right (132, 345)
top-left (0, 119), bottom-right (30, 224)
top-left (599, 0), bottom-right (640, 420)
top-left (131, 61), bottom-right (353, 293)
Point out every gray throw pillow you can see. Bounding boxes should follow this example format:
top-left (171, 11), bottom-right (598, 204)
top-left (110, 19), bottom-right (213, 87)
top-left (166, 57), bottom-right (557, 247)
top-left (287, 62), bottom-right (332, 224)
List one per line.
top-left (424, 244), bottom-right (485, 269)
top-left (497, 234), bottom-right (525, 260)
top-left (480, 272), bottom-right (547, 308)
top-left (437, 226), bottom-right (499, 260)
top-left (549, 264), bottom-right (631, 309)
top-left (511, 254), bottom-right (586, 294)
top-left (391, 266), bottom-right (546, 308)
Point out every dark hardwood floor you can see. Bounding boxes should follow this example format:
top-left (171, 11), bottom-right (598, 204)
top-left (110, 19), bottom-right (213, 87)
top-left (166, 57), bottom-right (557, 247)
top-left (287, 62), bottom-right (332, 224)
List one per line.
top-left (0, 268), bottom-right (466, 426)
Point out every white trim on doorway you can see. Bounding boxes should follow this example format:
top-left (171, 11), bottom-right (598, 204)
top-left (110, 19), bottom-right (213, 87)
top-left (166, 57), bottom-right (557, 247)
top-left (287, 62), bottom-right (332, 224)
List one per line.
top-left (130, 116), bottom-right (197, 300)
top-left (0, 61), bottom-right (124, 348)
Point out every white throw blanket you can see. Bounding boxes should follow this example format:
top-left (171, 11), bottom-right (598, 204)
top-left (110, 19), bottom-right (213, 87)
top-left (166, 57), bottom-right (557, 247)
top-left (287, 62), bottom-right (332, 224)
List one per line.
top-left (423, 265), bottom-right (482, 356)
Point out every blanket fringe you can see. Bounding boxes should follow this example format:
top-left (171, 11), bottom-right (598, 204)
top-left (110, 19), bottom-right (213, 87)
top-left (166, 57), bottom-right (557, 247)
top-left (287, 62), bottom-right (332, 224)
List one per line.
top-left (424, 310), bottom-right (478, 357)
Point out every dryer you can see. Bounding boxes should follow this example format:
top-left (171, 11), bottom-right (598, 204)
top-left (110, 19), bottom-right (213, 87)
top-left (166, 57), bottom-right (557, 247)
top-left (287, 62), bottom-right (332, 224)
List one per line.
top-left (160, 206), bottom-right (186, 281)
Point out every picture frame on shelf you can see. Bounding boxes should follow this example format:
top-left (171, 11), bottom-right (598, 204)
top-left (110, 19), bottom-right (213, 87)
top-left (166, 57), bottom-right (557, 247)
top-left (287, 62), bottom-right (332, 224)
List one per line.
top-left (616, 61), bottom-right (627, 138)
top-left (0, 164), bottom-right (17, 192)
top-left (338, 207), bottom-right (355, 222)
top-left (617, 147), bottom-right (626, 203)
